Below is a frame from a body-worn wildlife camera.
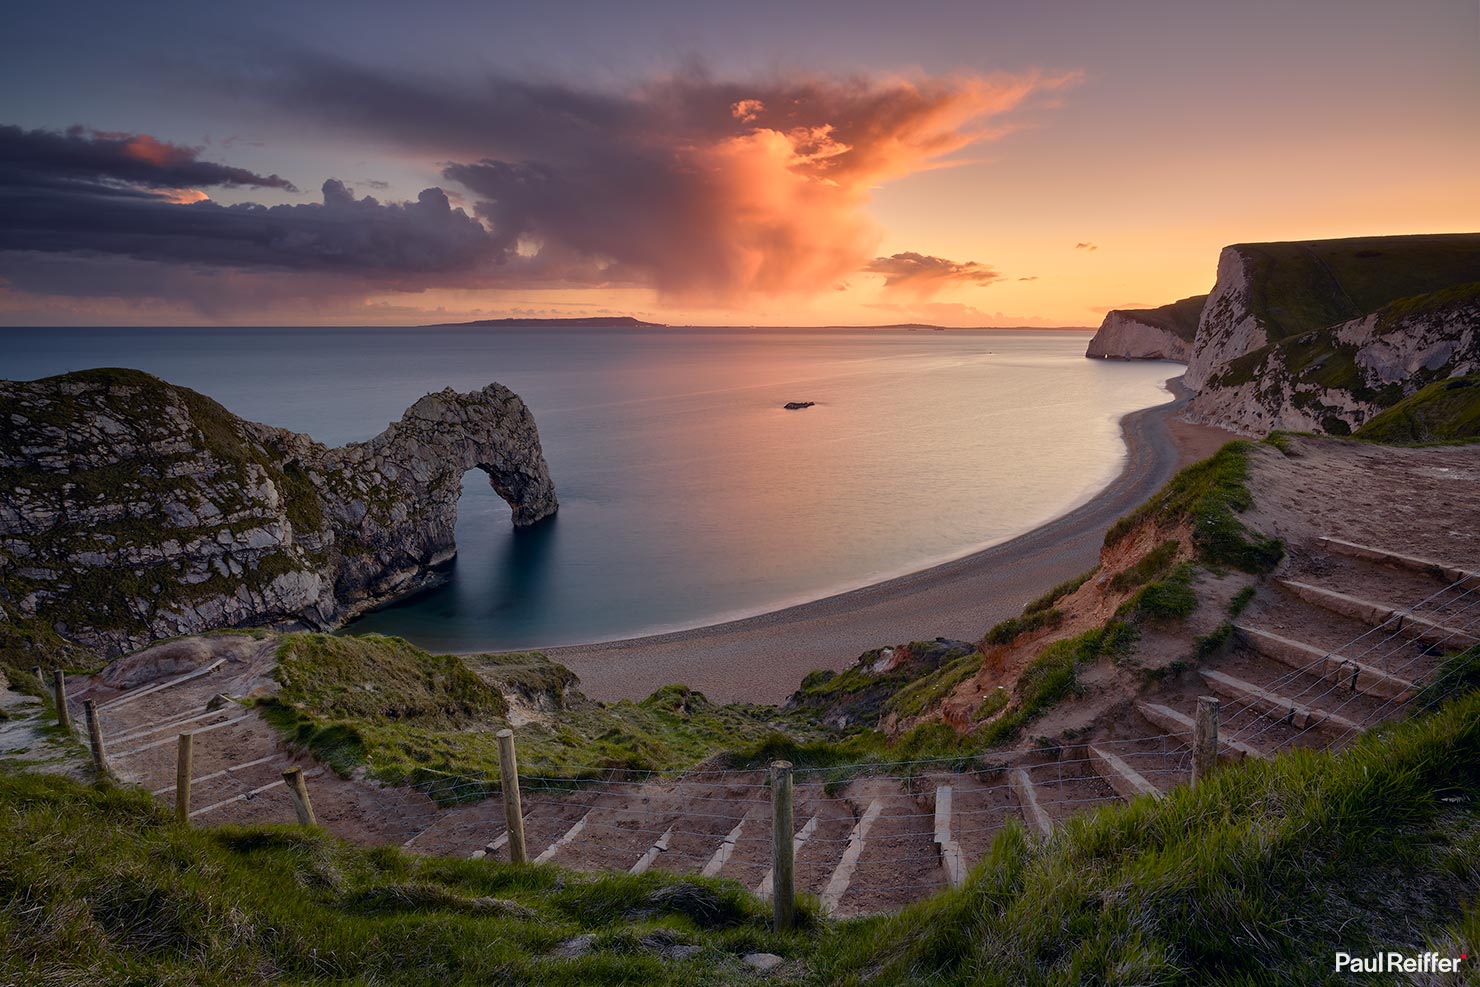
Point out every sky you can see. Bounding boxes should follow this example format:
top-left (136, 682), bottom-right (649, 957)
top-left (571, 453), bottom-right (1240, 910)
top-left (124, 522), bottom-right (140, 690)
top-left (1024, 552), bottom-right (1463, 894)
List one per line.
top-left (0, 0), bottom-right (1476, 327)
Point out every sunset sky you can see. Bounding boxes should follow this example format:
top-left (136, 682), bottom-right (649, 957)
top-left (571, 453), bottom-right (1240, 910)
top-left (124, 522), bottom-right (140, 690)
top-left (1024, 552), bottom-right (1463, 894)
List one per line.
top-left (2, 0), bottom-right (1476, 327)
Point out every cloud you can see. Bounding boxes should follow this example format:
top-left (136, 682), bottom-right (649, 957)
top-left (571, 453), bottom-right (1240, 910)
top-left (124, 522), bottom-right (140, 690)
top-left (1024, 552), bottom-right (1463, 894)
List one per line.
top-left (0, 172), bottom-right (503, 279)
top-left (865, 251), bottom-right (1001, 296)
top-left (0, 64), bottom-right (1076, 315)
top-left (0, 124), bottom-right (296, 195)
top-left (1075, 241), bottom-right (1098, 251)
top-left (1017, 275), bottom-right (1038, 281)
top-left (252, 58), bottom-right (1075, 301)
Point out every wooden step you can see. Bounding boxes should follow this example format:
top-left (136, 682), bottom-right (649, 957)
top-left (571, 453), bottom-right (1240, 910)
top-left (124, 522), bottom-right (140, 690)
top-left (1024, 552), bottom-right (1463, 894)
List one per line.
top-left (1135, 702), bottom-right (1264, 761)
top-left (1278, 581), bottom-right (1479, 650)
top-left (1088, 746), bottom-right (1164, 801)
top-left (1199, 669), bottom-right (1362, 740)
top-left (533, 810), bottom-right (590, 865)
top-left (1009, 769), bottom-right (1053, 838)
top-left (933, 785), bottom-right (966, 887)
top-left (1318, 537), bottom-right (1480, 589)
top-left (1234, 625), bottom-right (1416, 700)
top-left (628, 826), bottom-right (673, 875)
top-left (819, 800), bottom-right (884, 913)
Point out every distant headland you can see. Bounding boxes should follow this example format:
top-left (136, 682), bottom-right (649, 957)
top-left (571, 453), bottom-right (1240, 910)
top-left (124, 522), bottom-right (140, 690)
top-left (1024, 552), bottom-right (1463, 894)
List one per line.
top-left (421, 316), bottom-right (668, 328)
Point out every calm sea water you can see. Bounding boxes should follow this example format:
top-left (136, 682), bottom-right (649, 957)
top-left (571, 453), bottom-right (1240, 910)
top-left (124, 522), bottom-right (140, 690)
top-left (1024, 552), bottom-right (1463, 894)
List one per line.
top-left (3, 326), bottom-right (1175, 650)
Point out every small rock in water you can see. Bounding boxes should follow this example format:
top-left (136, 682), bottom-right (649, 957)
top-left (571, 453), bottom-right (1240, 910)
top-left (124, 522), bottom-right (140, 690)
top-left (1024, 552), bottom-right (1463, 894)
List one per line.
top-left (783, 401), bottom-right (815, 410)
top-left (743, 952), bottom-right (785, 972)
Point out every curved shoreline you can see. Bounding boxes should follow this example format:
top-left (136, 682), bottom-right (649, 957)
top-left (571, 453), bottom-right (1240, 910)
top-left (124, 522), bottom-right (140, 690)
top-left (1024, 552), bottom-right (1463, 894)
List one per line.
top-left (543, 374), bottom-right (1233, 704)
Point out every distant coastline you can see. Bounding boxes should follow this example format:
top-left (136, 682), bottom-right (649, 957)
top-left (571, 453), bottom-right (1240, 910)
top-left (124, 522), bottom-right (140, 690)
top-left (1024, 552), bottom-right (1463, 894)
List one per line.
top-left (420, 316), bottom-right (1094, 331)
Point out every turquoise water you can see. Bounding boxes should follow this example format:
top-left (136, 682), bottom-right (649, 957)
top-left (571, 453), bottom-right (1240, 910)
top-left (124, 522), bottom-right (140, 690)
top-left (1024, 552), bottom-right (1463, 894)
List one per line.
top-left (2, 326), bottom-right (1175, 650)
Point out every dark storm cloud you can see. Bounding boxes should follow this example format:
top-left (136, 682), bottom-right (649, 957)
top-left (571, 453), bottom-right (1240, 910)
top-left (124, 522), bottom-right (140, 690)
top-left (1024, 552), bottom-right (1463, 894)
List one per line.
top-left (249, 56), bottom-right (1071, 299)
top-left (0, 124), bottom-right (296, 193)
top-left (0, 176), bottom-right (496, 276)
top-left (0, 124), bottom-right (503, 280)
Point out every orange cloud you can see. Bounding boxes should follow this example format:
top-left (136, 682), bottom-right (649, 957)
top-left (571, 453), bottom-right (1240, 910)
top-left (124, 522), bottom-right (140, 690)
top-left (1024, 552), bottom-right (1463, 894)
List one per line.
top-left (276, 61), bottom-right (1077, 303)
top-left (866, 252), bottom-right (1002, 296)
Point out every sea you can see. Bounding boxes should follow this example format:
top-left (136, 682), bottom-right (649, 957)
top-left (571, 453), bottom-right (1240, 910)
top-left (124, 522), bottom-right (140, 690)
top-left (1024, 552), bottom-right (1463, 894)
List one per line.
top-left (2, 325), bottom-right (1177, 651)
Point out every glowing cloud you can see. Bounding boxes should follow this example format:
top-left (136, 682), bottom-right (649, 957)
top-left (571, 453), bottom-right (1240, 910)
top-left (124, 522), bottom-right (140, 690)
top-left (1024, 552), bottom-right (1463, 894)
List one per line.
top-left (267, 60), bottom-right (1077, 302)
top-left (866, 252), bottom-right (1002, 296)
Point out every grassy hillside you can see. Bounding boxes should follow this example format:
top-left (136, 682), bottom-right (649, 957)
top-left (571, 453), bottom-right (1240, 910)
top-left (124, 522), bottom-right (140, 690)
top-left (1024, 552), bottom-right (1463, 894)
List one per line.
top-left (1354, 372), bottom-right (1480, 444)
top-left (0, 772), bottom-right (816, 986)
top-left (6, 673), bottom-right (1478, 985)
top-left (1232, 232), bottom-right (1480, 343)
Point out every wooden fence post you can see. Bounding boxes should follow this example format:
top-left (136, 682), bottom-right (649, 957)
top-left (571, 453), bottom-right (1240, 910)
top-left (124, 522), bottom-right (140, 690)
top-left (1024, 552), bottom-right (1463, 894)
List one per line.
top-left (1192, 696), bottom-right (1220, 785)
top-left (51, 669), bottom-right (70, 731)
top-left (32, 665), bottom-right (44, 688)
top-left (496, 729), bottom-right (527, 864)
top-left (282, 766), bottom-right (316, 826)
top-left (83, 700), bottom-right (108, 775)
top-left (176, 733), bottom-right (193, 823)
top-left (771, 760), bottom-right (795, 931)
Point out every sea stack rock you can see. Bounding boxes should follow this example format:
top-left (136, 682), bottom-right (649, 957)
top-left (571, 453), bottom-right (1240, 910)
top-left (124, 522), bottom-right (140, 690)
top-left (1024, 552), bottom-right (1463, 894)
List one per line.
top-left (0, 368), bottom-right (557, 658)
top-left (783, 401), bottom-right (816, 410)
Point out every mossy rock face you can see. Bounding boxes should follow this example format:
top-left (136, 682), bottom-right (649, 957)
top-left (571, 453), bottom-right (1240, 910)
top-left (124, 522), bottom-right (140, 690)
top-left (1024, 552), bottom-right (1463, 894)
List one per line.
top-left (1184, 234), bottom-right (1480, 435)
top-left (0, 368), bottom-right (557, 674)
top-left (1354, 372), bottom-right (1480, 444)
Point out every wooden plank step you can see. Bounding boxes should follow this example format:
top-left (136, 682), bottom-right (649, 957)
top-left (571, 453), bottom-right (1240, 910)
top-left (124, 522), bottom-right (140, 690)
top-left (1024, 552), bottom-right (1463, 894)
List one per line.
top-left (1089, 746), bottom-right (1164, 801)
top-left (1009, 768), bottom-right (1053, 838)
top-left (1278, 581), bottom-right (1479, 649)
top-left (756, 816), bottom-right (818, 897)
top-left (467, 831), bottom-right (510, 859)
top-left (1135, 702), bottom-right (1264, 761)
top-left (112, 714), bottom-right (252, 758)
top-left (97, 658), bottom-right (226, 711)
top-left (188, 766), bottom-right (323, 819)
top-left (700, 819), bottom-right (746, 878)
top-left (1234, 625), bottom-right (1416, 700)
top-left (1199, 669), bottom-right (1362, 740)
top-left (1318, 537), bottom-right (1480, 589)
top-left (533, 811), bottom-right (590, 865)
top-left (628, 826), bottom-right (673, 875)
top-left (933, 786), bottom-right (965, 887)
top-left (819, 800), bottom-right (884, 913)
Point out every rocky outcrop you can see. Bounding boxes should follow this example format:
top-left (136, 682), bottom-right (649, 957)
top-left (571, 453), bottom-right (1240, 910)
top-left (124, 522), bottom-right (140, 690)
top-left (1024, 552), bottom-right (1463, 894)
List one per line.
top-left (1183, 248), bottom-right (1268, 389)
top-left (1085, 295), bottom-right (1204, 362)
top-left (1185, 288), bottom-right (1480, 434)
top-left (0, 368), bottom-right (556, 660)
top-left (1183, 234), bottom-right (1480, 392)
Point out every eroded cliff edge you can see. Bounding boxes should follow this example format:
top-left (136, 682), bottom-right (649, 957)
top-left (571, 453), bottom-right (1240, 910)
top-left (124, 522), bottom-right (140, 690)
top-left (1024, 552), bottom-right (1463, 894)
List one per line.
top-left (0, 368), bottom-right (556, 659)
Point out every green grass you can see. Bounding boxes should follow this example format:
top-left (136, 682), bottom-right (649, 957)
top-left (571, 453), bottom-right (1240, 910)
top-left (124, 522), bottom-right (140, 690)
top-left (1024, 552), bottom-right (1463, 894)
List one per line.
top-left (1022, 568), bottom-right (1096, 616)
top-left (1354, 373), bottom-right (1480, 444)
top-left (1105, 442), bottom-right (1284, 574)
top-left (1230, 233), bottom-right (1480, 344)
top-left (0, 772), bottom-right (817, 986)
top-left (1107, 540), bottom-right (1179, 592)
top-left (812, 685), bottom-right (1480, 986)
top-left (263, 633), bottom-right (824, 795)
top-left (13, 685), bottom-right (1478, 986)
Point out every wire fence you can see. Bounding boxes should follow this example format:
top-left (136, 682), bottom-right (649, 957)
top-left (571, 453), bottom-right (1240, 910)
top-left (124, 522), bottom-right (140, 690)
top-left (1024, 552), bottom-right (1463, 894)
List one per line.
top-left (44, 560), bottom-right (1480, 915)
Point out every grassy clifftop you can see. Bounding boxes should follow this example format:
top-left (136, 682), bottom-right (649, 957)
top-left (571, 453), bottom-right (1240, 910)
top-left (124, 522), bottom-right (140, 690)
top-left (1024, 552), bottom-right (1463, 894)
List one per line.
top-left (1231, 232), bottom-right (1480, 344)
